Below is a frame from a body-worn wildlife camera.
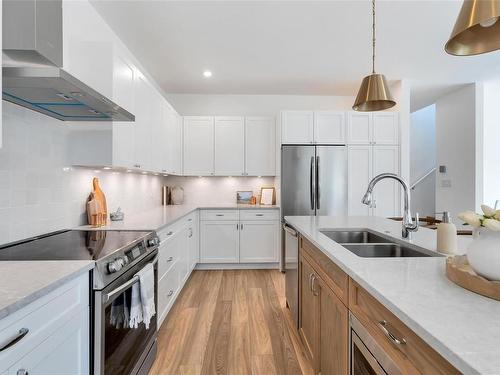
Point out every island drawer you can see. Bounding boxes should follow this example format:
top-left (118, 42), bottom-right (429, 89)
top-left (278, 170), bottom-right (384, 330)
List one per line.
top-left (349, 280), bottom-right (459, 375)
top-left (300, 236), bottom-right (349, 305)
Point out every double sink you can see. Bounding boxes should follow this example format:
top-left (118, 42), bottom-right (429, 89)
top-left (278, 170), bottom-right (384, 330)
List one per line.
top-left (320, 229), bottom-right (441, 258)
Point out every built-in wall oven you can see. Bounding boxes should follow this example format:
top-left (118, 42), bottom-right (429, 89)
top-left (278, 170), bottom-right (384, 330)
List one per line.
top-left (350, 313), bottom-right (403, 375)
top-left (94, 249), bottom-right (159, 375)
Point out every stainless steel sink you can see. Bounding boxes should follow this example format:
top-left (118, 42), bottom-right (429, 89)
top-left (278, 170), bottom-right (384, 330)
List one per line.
top-left (320, 230), bottom-right (392, 244)
top-left (342, 243), bottom-right (437, 258)
top-left (319, 229), bottom-right (442, 258)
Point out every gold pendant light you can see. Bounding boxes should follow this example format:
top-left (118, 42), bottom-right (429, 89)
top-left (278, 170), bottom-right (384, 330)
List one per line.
top-left (353, 0), bottom-right (396, 112)
top-left (445, 0), bottom-right (500, 56)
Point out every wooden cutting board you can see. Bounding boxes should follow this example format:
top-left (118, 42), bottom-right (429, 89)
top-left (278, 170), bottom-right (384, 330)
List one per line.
top-left (92, 177), bottom-right (107, 225)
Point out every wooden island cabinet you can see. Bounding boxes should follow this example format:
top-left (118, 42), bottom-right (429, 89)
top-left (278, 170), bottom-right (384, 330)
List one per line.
top-left (297, 236), bottom-right (459, 375)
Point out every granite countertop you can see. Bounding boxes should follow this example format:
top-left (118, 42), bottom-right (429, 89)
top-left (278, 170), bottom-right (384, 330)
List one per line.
top-left (79, 204), bottom-right (280, 232)
top-left (284, 215), bottom-right (499, 375)
top-left (0, 261), bottom-right (94, 320)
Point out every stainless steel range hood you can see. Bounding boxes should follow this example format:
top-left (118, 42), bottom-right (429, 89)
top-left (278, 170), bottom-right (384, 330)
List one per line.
top-left (2, 0), bottom-right (135, 122)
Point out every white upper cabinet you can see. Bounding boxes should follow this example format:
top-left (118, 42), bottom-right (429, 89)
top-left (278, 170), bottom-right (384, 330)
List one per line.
top-left (183, 116), bottom-right (215, 176)
top-left (372, 113), bottom-right (399, 145)
top-left (151, 94), bottom-right (168, 173)
top-left (134, 73), bottom-right (154, 170)
top-left (372, 146), bottom-right (400, 217)
top-left (166, 112), bottom-right (183, 175)
top-left (348, 145), bottom-right (373, 216)
top-left (112, 53), bottom-right (135, 114)
top-left (214, 117), bottom-right (245, 176)
top-left (347, 112), bottom-right (372, 144)
top-left (245, 117), bottom-right (276, 176)
top-left (281, 111), bottom-right (314, 144)
top-left (347, 112), bottom-right (399, 145)
top-left (314, 111), bottom-right (346, 144)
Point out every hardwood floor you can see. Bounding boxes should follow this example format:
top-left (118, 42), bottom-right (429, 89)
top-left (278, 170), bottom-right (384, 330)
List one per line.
top-left (150, 270), bottom-right (314, 375)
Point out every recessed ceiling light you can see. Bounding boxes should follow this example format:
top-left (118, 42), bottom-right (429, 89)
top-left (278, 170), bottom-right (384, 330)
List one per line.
top-left (203, 70), bottom-right (212, 78)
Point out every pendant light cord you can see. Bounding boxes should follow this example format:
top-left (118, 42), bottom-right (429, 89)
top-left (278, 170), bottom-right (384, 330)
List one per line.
top-left (372, 0), bottom-right (376, 74)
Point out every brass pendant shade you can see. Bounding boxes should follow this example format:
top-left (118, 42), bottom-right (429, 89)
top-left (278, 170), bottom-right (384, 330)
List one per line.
top-left (352, 74), bottom-right (396, 112)
top-left (445, 0), bottom-right (500, 56)
top-left (353, 0), bottom-right (396, 112)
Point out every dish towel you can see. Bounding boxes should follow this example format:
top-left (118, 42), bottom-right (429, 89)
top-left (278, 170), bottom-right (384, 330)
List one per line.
top-left (129, 262), bottom-right (156, 329)
top-left (129, 282), bottom-right (144, 329)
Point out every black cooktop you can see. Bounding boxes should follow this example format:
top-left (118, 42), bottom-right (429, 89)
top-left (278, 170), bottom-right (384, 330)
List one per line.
top-left (0, 230), bottom-right (152, 261)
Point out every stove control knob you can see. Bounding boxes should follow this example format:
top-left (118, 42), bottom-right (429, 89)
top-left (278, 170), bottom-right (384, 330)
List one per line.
top-left (148, 238), bottom-right (159, 247)
top-left (107, 258), bottom-right (124, 274)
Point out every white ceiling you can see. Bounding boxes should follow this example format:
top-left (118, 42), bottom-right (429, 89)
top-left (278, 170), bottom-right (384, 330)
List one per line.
top-left (91, 0), bottom-right (500, 112)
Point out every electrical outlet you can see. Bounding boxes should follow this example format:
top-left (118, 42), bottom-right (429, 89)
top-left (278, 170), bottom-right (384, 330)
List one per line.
top-left (441, 179), bottom-right (452, 188)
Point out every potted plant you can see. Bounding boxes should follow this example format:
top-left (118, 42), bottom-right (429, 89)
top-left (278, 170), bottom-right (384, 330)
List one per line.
top-left (458, 205), bottom-right (500, 280)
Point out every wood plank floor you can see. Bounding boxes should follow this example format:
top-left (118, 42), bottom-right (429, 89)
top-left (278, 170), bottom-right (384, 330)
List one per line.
top-left (149, 270), bottom-right (314, 375)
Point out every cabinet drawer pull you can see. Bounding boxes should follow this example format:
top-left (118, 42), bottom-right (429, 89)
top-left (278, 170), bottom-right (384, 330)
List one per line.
top-left (167, 290), bottom-right (174, 297)
top-left (311, 274), bottom-right (319, 296)
top-left (308, 273), bottom-right (314, 292)
top-left (216, 214), bottom-right (224, 217)
top-left (255, 214), bottom-right (264, 216)
top-left (17, 370), bottom-right (28, 375)
top-left (378, 320), bottom-right (406, 346)
top-left (167, 256), bottom-right (173, 262)
top-left (0, 328), bottom-right (29, 352)
top-left (167, 231), bottom-right (174, 236)
top-left (134, 164), bottom-right (141, 168)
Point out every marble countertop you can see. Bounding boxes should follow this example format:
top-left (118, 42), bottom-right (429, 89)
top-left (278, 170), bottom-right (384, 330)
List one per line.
top-left (0, 261), bottom-right (94, 320)
top-left (284, 215), bottom-right (499, 375)
top-left (79, 204), bottom-right (280, 232)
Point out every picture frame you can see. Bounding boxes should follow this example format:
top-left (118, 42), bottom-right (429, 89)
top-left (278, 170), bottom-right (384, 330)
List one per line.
top-left (236, 191), bottom-right (253, 204)
top-left (260, 187), bottom-right (275, 205)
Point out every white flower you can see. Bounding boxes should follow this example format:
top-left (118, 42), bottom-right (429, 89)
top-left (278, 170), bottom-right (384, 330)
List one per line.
top-left (495, 210), bottom-right (500, 221)
top-left (458, 211), bottom-right (482, 228)
top-left (481, 204), bottom-right (496, 217)
top-left (483, 219), bottom-right (500, 232)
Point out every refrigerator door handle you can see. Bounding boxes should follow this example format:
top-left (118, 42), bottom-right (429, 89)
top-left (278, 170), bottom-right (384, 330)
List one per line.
top-left (316, 155), bottom-right (320, 210)
top-left (310, 156), bottom-right (315, 210)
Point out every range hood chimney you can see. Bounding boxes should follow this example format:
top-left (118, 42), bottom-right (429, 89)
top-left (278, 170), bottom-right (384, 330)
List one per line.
top-left (2, 0), bottom-right (135, 122)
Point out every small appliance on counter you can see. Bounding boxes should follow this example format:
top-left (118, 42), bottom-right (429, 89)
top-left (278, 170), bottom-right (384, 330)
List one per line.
top-left (110, 207), bottom-right (124, 221)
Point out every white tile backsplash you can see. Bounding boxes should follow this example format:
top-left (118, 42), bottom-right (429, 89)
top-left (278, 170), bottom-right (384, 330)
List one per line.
top-left (0, 102), bottom-right (165, 245)
top-left (163, 175), bottom-right (276, 206)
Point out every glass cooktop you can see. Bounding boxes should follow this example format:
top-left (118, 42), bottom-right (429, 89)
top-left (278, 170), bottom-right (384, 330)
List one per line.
top-left (0, 230), bottom-right (152, 261)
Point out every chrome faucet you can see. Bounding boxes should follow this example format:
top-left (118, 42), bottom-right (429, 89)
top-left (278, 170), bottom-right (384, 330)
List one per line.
top-left (362, 173), bottom-right (419, 239)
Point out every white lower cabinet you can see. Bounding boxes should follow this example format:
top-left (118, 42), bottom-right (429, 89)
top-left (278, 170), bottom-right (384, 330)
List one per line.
top-left (0, 273), bottom-right (89, 375)
top-left (239, 221), bottom-right (279, 263)
top-left (200, 221), bottom-right (240, 263)
top-left (199, 209), bottom-right (279, 265)
top-left (157, 212), bottom-right (199, 326)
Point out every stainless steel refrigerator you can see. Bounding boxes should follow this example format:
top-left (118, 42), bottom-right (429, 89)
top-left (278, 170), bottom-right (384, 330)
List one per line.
top-left (282, 145), bottom-right (347, 326)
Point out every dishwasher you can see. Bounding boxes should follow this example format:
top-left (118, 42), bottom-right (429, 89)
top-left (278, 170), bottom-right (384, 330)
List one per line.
top-left (283, 223), bottom-right (299, 328)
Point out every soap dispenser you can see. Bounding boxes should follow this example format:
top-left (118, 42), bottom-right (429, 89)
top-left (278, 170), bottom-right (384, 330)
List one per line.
top-left (436, 212), bottom-right (457, 255)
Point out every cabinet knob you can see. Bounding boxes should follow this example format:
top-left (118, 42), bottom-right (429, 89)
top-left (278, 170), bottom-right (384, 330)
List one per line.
top-left (167, 290), bottom-right (174, 296)
top-left (167, 256), bottom-right (173, 262)
top-left (134, 164), bottom-right (141, 168)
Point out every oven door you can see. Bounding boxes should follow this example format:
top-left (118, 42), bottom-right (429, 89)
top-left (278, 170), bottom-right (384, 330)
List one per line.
top-left (94, 251), bottom-right (158, 375)
top-left (350, 313), bottom-right (402, 375)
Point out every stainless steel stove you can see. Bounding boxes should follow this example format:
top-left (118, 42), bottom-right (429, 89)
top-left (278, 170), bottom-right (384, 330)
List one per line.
top-left (0, 229), bottom-right (160, 375)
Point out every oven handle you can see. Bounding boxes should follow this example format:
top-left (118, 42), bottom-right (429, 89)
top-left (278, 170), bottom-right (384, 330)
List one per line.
top-left (102, 254), bottom-right (158, 303)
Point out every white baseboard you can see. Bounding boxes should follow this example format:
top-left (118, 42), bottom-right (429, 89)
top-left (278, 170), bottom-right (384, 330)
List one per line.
top-left (195, 263), bottom-right (279, 270)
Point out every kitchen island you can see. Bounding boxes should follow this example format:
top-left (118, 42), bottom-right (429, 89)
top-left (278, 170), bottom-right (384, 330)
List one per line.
top-left (285, 215), bottom-right (500, 375)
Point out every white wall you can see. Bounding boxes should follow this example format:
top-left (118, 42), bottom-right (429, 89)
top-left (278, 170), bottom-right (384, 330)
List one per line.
top-left (482, 80), bottom-right (500, 208)
top-left (410, 104), bottom-right (436, 216)
top-left (163, 175), bottom-right (275, 206)
top-left (166, 94), bottom-right (355, 116)
top-left (435, 84), bottom-right (480, 222)
top-left (0, 102), bottom-right (165, 245)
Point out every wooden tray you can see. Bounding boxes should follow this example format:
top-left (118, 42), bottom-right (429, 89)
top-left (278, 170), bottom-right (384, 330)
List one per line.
top-left (446, 255), bottom-right (500, 301)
